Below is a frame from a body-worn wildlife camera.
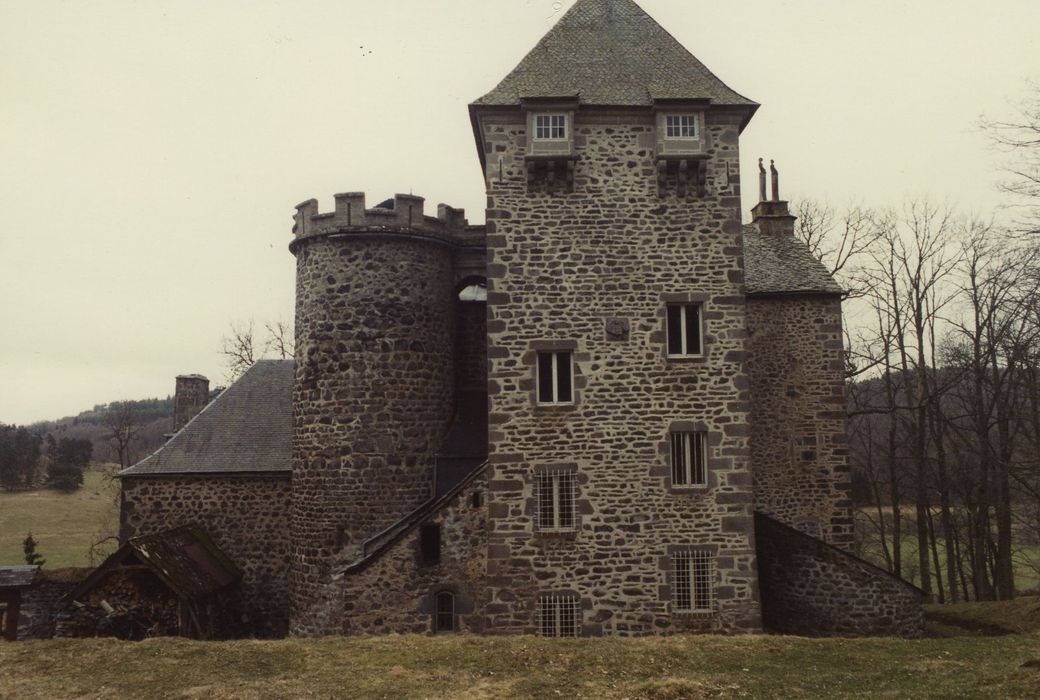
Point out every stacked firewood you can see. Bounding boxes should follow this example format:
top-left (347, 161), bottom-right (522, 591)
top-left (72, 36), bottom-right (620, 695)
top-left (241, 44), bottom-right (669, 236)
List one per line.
top-left (67, 570), bottom-right (181, 640)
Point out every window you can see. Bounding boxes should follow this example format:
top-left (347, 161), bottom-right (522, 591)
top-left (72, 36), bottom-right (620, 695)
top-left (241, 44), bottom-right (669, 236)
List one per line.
top-left (538, 594), bottom-right (580, 637)
top-left (419, 523), bottom-right (441, 566)
top-left (666, 304), bottom-right (703, 357)
top-left (665, 114), bottom-right (698, 139)
top-left (535, 114), bottom-right (567, 140)
top-left (537, 351), bottom-right (573, 404)
top-left (671, 431), bottom-right (707, 487)
top-left (434, 590), bottom-right (455, 632)
top-left (672, 549), bottom-right (715, 613)
top-left (537, 470), bottom-right (577, 532)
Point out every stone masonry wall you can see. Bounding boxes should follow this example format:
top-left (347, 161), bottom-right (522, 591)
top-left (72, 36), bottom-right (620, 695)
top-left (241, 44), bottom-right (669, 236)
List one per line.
top-left (479, 107), bottom-right (762, 635)
top-left (338, 473), bottom-right (489, 634)
top-left (755, 513), bottom-right (924, 637)
top-left (290, 233), bottom-right (456, 635)
top-left (120, 476), bottom-right (291, 637)
top-left (746, 295), bottom-right (853, 548)
top-left (15, 572), bottom-right (86, 640)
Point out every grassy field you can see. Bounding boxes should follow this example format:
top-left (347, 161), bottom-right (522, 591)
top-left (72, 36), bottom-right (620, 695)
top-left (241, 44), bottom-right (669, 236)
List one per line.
top-left (0, 468), bottom-right (120, 568)
top-left (2, 633), bottom-right (1039, 699)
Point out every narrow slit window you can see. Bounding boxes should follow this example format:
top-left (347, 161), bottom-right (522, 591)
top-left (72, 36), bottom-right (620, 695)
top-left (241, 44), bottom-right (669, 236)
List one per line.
top-left (434, 590), bottom-right (455, 632)
top-left (537, 351), bottom-right (573, 404)
top-left (538, 594), bottom-right (580, 637)
top-left (537, 471), bottom-right (577, 532)
top-left (670, 431), bottom-right (707, 487)
top-left (666, 304), bottom-right (703, 357)
top-left (419, 523), bottom-right (441, 566)
top-left (666, 115), bottom-right (698, 139)
top-left (672, 549), bottom-right (715, 613)
top-left (535, 114), bottom-right (567, 140)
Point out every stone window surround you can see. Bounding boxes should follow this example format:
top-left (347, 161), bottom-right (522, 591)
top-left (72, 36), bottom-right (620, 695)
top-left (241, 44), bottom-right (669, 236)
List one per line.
top-left (661, 544), bottom-right (719, 616)
top-left (658, 293), bottom-right (711, 362)
top-left (536, 349), bottom-right (574, 406)
top-left (655, 420), bottom-right (715, 495)
top-left (521, 340), bottom-right (589, 411)
top-left (534, 464), bottom-right (579, 535)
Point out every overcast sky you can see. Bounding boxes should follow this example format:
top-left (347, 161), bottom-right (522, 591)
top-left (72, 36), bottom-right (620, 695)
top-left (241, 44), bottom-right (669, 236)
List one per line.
top-left (2, 0), bottom-right (1038, 425)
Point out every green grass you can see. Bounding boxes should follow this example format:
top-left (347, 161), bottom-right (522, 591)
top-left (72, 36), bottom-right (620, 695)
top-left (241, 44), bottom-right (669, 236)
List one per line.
top-left (925, 597), bottom-right (1040, 637)
top-left (2, 634), bottom-right (1039, 699)
top-left (0, 468), bottom-right (120, 568)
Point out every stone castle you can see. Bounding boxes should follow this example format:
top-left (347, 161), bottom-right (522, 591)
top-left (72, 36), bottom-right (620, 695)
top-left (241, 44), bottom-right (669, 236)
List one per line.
top-left (113, 0), bottom-right (923, 638)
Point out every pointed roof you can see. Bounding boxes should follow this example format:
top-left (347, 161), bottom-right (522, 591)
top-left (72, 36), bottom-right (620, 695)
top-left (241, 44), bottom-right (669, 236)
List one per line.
top-left (473, 0), bottom-right (755, 108)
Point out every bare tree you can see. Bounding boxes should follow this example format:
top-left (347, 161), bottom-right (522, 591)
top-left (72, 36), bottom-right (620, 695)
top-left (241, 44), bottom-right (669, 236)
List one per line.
top-left (104, 401), bottom-right (137, 469)
top-left (264, 319), bottom-right (294, 360)
top-left (220, 318), bottom-right (294, 382)
top-left (982, 82), bottom-right (1040, 235)
top-left (793, 199), bottom-right (884, 298)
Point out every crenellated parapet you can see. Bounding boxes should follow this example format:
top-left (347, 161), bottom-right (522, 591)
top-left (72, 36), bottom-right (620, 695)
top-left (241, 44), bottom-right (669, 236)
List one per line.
top-left (291, 193), bottom-right (474, 250)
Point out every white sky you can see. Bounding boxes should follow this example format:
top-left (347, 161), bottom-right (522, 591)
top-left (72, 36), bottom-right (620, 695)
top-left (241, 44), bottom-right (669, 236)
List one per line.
top-left (1, 0), bottom-right (1038, 425)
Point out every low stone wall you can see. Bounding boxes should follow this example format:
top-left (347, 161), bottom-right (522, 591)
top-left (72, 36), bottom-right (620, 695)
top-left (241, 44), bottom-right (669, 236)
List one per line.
top-left (16, 569), bottom-right (89, 640)
top-left (755, 513), bottom-right (924, 637)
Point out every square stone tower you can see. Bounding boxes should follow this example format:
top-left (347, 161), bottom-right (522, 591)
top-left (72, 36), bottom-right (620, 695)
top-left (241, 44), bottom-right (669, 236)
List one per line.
top-left (470, 0), bottom-right (762, 635)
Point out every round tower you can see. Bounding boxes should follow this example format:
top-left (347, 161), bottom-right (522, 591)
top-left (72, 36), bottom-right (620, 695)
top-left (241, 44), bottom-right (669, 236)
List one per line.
top-left (288, 192), bottom-right (466, 635)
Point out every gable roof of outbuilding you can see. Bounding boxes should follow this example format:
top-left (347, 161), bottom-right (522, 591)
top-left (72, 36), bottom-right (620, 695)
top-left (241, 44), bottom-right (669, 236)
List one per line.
top-left (743, 226), bottom-right (843, 296)
top-left (119, 360), bottom-right (293, 477)
top-left (473, 0), bottom-right (756, 110)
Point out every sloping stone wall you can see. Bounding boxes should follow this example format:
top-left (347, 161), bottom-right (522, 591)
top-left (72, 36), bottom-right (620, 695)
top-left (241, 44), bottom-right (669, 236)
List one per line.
top-left (746, 294), bottom-right (853, 548)
top-left (119, 475), bottom-right (291, 637)
top-left (338, 473), bottom-right (489, 634)
top-left (755, 513), bottom-right (924, 637)
top-left (478, 107), bottom-right (762, 635)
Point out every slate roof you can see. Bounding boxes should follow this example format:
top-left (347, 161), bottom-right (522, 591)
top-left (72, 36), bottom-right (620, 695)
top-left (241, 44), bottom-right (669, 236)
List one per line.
top-left (0, 566), bottom-right (39, 589)
top-left (473, 0), bottom-right (756, 109)
top-left (120, 359), bottom-right (293, 476)
top-left (743, 227), bottom-right (843, 296)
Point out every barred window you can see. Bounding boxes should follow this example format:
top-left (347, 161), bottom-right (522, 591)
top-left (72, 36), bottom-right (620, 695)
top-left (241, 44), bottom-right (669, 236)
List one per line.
top-left (538, 594), bottom-right (581, 637)
top-left (671, 431), bottom-right (707, 487)
top-left (434, 590), bottom-right (455, 632)
top-left (535, 114), bottom-right (567, 140)
top-left (666, 304), bottom-right (703, 357)
top-left (672, 549), bottom-right (715, 613)
top-left (537, 351), bottom-right (573, 404)
top-left (537, 471), bottom-right (577, 532)
top-left (665, 114), bottom-right (698, 139)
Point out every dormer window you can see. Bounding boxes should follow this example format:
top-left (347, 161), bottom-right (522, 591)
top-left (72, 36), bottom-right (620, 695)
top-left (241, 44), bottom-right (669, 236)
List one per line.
top-left (665, 114), bottom-right (698, 139)
top-left (534, 114), bottom-right (567, 140)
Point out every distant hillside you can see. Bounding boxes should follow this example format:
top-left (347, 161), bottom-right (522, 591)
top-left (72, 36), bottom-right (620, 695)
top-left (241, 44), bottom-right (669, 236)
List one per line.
top-left (27, 389), bottom-right (221, 467)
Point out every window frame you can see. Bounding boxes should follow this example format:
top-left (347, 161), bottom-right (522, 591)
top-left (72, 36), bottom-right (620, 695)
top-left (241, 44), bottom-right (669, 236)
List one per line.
top-left (671, 548), bottom-right (716, 614)
top-left (433, 590), bottom-right (456, 633)
top-left (670, 430), bottom-right (708, 488)
top-left (665, 114), bottom-right (699, 140)
top-left (538, 593), bottom-right (581, 637)
top-left (666, 303), bottom-right (704, 358)
top-left (537, 350), bottom-right (574, 405)
top-left (534, 113), bottom-right (568, 141)
top-left (537, 470), bottom-right (578, 533)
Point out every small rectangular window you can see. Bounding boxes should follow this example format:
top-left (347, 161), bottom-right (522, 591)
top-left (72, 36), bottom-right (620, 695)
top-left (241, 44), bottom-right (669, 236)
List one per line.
top-left (665, 114), bottom-right (698, 139)
top-left (434, 591), bottom-right (455, 632)
top-left (537, 471), bottom-right (577, 532)
top-left (666, 304), bottom-right (702, 357)
top-left (419, 523), bottom-right (441, 566)
top-left (538, 594), bottom-right (581, 637)
top-left (537, 351), bottom-right (573, 404)
top-left (535, 114), bottom-right (567, 140)
top-left (671, 431), bottom-right (707, 487)
top-left (672, 549), bottom-right (715, 612)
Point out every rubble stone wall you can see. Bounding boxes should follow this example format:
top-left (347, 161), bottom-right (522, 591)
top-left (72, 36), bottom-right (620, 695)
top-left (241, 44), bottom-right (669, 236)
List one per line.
top-left (746, 295), bottom-right (853, 548)
top-left (14, 572), bottom-right (86, 640)
top-left (755, 513), bottom-right (924, 637)
top-left (339, 473), bottom-right (489, 634)
top-left (289, 233), bottom-right (456, 635)
top-left (119, 475), bottom-right (291, 636)
top-left (478, 107), bottom-right (762, 635)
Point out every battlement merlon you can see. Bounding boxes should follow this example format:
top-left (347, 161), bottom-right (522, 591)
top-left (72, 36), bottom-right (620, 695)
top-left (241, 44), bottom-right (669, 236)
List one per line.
top-left (291, 192), bottom-right (471, 242)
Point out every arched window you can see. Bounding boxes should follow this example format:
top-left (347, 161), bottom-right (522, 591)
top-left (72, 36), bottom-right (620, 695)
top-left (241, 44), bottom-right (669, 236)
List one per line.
top-left (434, 590), bottom-right (456, 632)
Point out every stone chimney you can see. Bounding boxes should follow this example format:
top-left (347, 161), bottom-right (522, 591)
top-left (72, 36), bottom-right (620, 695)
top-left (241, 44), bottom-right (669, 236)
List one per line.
top-left (751, 158), bottom-right (796, 235)
top-left (173, 374), bottom-right (210, 433)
